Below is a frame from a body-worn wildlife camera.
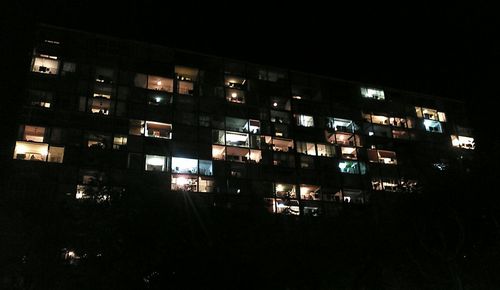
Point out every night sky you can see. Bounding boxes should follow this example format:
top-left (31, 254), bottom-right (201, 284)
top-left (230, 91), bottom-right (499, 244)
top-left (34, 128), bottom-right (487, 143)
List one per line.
top-left (4, 2), bottom-right (496, 101)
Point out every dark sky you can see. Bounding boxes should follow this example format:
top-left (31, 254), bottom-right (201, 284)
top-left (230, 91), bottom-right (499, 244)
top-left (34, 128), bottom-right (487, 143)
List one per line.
top-left (2, 1), bottom-right (497, 102)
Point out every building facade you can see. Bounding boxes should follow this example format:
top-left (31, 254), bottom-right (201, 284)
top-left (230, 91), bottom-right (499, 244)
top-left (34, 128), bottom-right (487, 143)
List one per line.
top-left (7, 24), bottom-right (475, 216)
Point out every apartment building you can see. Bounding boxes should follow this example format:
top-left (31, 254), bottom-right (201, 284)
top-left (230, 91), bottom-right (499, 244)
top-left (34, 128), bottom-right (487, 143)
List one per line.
top-left (6, 24), bottom-right (475, 217)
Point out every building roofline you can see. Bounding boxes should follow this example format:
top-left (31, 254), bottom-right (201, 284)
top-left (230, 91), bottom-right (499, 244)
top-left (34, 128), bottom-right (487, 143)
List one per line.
top-left (37, 23), bottom-right (463, 104)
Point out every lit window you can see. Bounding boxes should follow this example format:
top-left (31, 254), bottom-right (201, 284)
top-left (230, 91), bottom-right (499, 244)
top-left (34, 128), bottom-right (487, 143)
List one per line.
top-left (326, 132), bottom-right (361, 147)
top-left (316, 144), bottom-right (335, 157)
top-left (226, 131), bottom-right (249, 147)
top-left (367, 149), bottom-right (397, 164)
top-left (145, 155), bottom-right (167, 172)
top-left (341, 147), bottom-right (357, 160)
top-left (275, 183), bottom-right (296, 198)
top-left (343, 189), bottom-right (364, 203)
top-left (199, 177), bottom-right (215, 192)
top-left (389, 117), bottom-right (413, 128)
top-left (86, 132), bottom-right (110, 149)
top-left (28, 90), bottom-right (52, 108)
top-left (296, 141), bottom-right (316, 156)
top-left (13, 141), bottom-right (48, 161)
top-left (378, 150), bottom-right (397, 164)
top-left (275, 199), bottom-right (300, 215)
top-left (370, 115), bottom-right (390, 125)
top-left (224, 76), bottom-right (247, 90)
top-left (113, 135), bottom-right (127, 150)
top-left (175, 66), bottom-right (199, 82)
top-left (129, 120), bottom-right (145, 136)
top-left (212, 145), bottom-right (226, 160)
top-left (199, 160), bottom-right (213, 176)
top-left (338, 160), bottom-right (362, 174)
top-left (249, 149), bottom-right (262, 163)
top-left (95, 67), bottom-right (114, 83)
top-left (438, 112), bottom-right (447, 122)
top-left (147, 76), bottom-right (173, 92)
top-left (416, 107), bottom-right (445, 122)
top-left (89, 98), bottom-right (111, 115)
top-left (171, 175), bottom-right (198, 192)
top-left (423, 119), bottom-right (443, 133)
top-left (226, 147), bottom-right (250, 163)
top-left (392, 129), bottom-right (409, 140)
top-left (226, 89), bottom-right (245, 103)
top-left (212, 130), bottom-right (225, 145)
top-left (248, 119), bottom-right (261, 134)
top-left (48, 146), bottom-right (64, 163)
top-left (31, 55), bottom-right (59, 74)
top-left (172, 157), bottom-right (198, 174)
top-left (93, 93), bottom-right (111, 99)
top-left (327, 117), bottom-right (358, 132)
top-left (145, 121), bottom-right (172, 139)
top-left (451, 135), bottom-right (475, 149)
top-left (300, 185), bottom-right (321, 200)
top-left (295, 114), bottom-right (314, 127)
top-left (272, 138), bottom-right (294, 152)
top-left (361, 87), bottom-right (385, 100)
top-left (22, 125), bottom-right (45, 142)
top-left (178, 81), bottom-right (194, 95)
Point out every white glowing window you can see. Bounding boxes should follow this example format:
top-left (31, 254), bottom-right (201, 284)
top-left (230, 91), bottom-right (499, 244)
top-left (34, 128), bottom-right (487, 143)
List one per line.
top-left (438, 112), bottom-right (447, 122)
top-left (225, 131), bottom-right (249, 147)
top-left (296, 115), bottom-right (314, 127)
top-left (31, 56), bottom-right (59, 74)
top-left (300, 185), bottom-right (321, 200)
top-left (172, 157), bottom-right (198, 174)
top-left (451, 135), bottom-right (475, 149)
top-left (275, 183), bottom-right (296, 198)
top-left (275, 199), bottom-right (300, 215)
top-left (145, 155), bottom-right (166, 172)
top-left (423, 119), bottom-right (443, 133)
top-left (13, 141), bottom-right (48, 161)
top-left (249, 149), bottom-right (262, 163)
top-left (361, 87), bottom-right (385, 100)
top-left (93, 93), bottom-right (111, 99)
top-left (248, 119), bottom-right (261, 134)
top-left (171, 175), bottom-right (198, 192)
